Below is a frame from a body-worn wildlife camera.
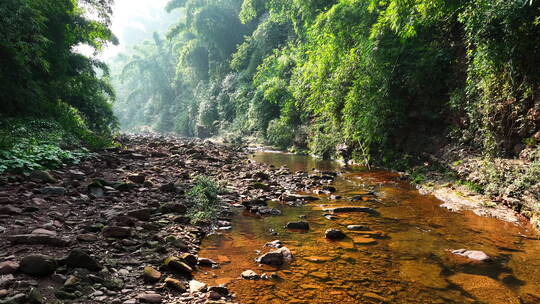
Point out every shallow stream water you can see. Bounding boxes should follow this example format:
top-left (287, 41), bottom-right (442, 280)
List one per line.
top-left (196, 152), bottom-right (540, 304)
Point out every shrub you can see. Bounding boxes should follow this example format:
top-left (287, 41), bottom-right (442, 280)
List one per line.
top-left (186, 176), bottom-right (223, 224)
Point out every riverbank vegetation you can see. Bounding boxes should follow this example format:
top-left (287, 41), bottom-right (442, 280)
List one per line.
top-left (112, 0), bottom-right (540, 162)
top-left (0, 0), bottom-right (117, 172)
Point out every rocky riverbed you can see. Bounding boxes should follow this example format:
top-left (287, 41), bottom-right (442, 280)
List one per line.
top-left (0, 134), bottom-right (333, 304)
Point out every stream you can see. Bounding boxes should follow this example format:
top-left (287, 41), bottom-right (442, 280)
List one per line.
top-left (195, 152), bottom-right (540, 304)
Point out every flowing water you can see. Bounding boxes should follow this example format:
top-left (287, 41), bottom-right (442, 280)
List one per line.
top-left (196, 152), bottom-right (540, 304)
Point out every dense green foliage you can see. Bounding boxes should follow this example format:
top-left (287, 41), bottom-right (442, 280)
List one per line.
top-left (186, 175), bottom-right (223, 223)
top-left (0, 0), bottom-right (118, 136)
top-left (113, 0), bottom-right (540, 164)
top-left (0, 118), bottom-right (93, 174)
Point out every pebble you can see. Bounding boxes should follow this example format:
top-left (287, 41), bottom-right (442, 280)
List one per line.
top-left (142, 266), bottom-right (161, 283)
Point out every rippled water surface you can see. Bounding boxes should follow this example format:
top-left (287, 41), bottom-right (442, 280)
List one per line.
top-left (196, 152), bottom-right (540, 304)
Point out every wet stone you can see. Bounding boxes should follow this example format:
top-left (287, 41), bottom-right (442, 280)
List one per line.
top-left (285, 221), bottom-right (310, 230)
top-left (241, 270), bottom-right (259, 280)
top-left (324, 206), bottom-right (378, 214)
top-left (325, 228), bottom-right (346, 240)
top-left (451, 249), bottom-right (491, 262)
top-left (347, 225), bottom-right (370, 231)
top-left (256, 251), bottom-right (284, 266)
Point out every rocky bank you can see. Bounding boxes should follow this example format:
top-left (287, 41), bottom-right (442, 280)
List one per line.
top-left (0, 134), bottom-right (333, 304)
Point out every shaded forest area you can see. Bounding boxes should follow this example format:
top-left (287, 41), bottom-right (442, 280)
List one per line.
top-left (1, 1), bottom-right (540, 222)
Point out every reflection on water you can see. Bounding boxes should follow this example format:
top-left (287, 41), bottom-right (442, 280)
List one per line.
top-left (196, 152), bottom-right (540, 304)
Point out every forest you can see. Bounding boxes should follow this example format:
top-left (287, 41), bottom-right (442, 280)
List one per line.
top-left (1, 1), bottom-right (540, 303)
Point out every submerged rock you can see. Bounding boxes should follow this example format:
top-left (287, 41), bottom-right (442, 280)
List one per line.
top-left (451, 249), bottom-right (491, 262)
top-left (347, 225), bottom-right (370, 231)
top-left (324, 206), bottom-right (378, 214)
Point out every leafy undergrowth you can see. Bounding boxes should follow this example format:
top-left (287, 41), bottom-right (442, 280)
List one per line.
top-left (186, 176), bottom-right (224, 224)
top-left (0, 118), bottom-right (113, 174)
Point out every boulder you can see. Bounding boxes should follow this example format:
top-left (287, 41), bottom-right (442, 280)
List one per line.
top-left (19, 255), bottom-right (57, 276)
top-left (325, 229), bottom-right (346, 240)
top-left (257, 252), bottom-right (283, 266)
top-left (65, 249), bottom-right (102, 271)
top-left (285, 221), bottom-right (309, 230)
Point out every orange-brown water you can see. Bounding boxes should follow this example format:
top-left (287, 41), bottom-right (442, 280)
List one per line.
top-left (196, 152), bottom-right (540, 304)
